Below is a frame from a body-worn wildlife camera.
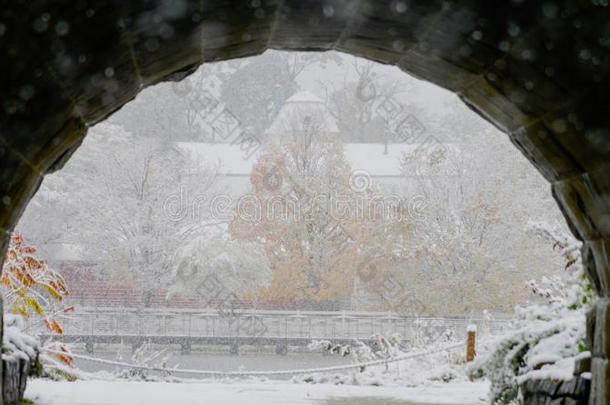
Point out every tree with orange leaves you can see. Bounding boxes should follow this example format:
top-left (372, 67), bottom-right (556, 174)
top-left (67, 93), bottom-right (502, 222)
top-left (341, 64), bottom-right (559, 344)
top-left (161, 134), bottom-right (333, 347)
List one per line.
top-left (230, 128), bottom-right (411, 306)
top-left (1, 233), bottom-right (70, 336)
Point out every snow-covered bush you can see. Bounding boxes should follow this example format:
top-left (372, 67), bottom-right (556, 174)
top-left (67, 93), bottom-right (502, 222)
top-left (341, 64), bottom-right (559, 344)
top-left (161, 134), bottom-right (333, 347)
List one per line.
top-left (468, 222), bottom-right (594, 404)
top-left (308, 334), bottom-right (405, 367)
top-left (117, 341), bottom-right (175, 381)
top-left (299, 332), bottom-right (464, 386)
top-left (3, 314), bottom-right (39, 363)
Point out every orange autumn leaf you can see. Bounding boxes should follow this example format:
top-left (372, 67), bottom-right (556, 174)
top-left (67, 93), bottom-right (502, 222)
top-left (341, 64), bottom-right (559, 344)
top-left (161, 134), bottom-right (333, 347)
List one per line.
top-left (50, 345), bottom-right (73, 366)
top-left (48, 320), bottom-right (64, 335)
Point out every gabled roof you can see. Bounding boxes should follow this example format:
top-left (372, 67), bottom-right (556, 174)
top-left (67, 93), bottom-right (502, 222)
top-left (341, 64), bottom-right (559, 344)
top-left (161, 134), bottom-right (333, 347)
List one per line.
top-left (266, 90), bottom-right (339, 135)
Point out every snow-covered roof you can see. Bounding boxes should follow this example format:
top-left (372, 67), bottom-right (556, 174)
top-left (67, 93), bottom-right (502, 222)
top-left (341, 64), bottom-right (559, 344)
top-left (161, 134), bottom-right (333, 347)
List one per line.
top-left (266, 90), bottom-right (339, 135)
top-left (285, 90), bottom-right (325, 103)
top-left (176, 143), bottom-right (459, 177)
top-left (346, 144), bottom-right (418, 177)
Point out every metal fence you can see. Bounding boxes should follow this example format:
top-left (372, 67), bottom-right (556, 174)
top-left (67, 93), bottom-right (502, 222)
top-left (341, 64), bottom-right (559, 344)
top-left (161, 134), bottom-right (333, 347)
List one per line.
top-left (55, 307), bottom-right (511, 342)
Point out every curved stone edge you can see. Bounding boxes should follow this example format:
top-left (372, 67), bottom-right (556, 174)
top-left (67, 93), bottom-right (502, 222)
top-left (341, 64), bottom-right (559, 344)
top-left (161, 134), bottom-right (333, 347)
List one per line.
top-left (2, 2), bottom-right (610, 403)
top-left (521, 377), bottom-right (591, 405)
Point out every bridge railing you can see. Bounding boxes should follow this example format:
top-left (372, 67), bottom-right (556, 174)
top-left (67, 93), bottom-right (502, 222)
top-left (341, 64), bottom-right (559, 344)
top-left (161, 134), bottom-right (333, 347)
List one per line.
top-left (52, 307), bottom-right (511, 341)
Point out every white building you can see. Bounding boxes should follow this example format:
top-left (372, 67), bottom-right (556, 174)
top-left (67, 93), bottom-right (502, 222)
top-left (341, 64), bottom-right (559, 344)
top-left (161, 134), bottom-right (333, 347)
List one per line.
top-left (177, 89), bottom-right (458, 199)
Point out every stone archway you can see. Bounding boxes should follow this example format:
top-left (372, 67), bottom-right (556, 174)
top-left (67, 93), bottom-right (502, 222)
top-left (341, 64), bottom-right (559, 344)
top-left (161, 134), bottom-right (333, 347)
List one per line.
top-left (1, 1), bottom-right (610, 402)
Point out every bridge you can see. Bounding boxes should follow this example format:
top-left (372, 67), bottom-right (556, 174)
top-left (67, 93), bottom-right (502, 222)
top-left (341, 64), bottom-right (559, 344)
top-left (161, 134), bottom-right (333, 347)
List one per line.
top-left (42, 308), bottom-right (510, 355)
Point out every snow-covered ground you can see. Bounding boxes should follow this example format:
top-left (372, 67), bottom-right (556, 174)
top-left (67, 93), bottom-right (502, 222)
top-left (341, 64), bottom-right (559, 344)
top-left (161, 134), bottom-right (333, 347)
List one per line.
top-left (26, 379), bottom-right (489, 405)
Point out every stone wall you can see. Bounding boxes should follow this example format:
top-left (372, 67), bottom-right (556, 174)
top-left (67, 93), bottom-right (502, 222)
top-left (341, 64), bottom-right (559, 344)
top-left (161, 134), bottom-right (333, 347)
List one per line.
top-left (522, 377), bottom-right (591, 405)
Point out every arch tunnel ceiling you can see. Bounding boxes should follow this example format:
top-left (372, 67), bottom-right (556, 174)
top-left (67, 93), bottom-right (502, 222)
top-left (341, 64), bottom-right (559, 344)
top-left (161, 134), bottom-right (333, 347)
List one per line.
top-left (1, 1), bottom-right (610, 291)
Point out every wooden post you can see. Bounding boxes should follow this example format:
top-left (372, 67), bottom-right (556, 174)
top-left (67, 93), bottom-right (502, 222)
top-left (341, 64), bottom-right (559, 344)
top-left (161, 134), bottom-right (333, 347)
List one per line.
top-left (466, 324), bottom-right (477, 363)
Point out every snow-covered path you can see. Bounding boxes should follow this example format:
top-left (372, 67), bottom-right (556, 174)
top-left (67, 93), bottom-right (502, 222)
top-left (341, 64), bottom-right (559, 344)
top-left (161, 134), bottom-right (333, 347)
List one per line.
top-left (26, 379), bottom-right (489, 405)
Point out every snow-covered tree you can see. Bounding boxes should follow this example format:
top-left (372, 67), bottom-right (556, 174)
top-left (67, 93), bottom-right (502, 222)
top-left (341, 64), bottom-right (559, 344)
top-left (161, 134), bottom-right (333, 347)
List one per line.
top-left (321, 58), bottom-right (417, 146)
top-left (229, 121), bottom-right (412, 307)
top-left (469, 221), bottom-right (594, 403)
top-left (89, 125), bottom-right (218, 306)
top-left (112, 62), bottom-right (237, 143)
top-left (25, 123), bottom-right (219, 307)
top-left (385, 120), bottom-right (564, 315)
